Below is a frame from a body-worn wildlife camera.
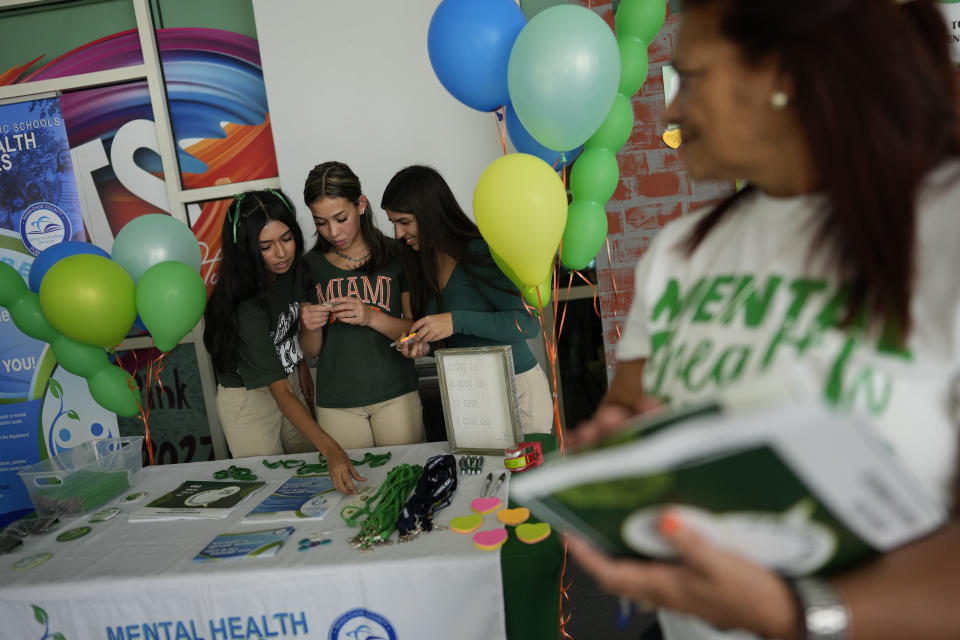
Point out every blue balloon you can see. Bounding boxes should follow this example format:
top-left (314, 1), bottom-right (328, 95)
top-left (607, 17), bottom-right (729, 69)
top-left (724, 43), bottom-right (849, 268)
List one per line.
top-left (28, 241), bottom-right (110, 293)
top-left (505, 103), bottom-right (583, 170)
top-left (428, 0), bottom-right (527, 112)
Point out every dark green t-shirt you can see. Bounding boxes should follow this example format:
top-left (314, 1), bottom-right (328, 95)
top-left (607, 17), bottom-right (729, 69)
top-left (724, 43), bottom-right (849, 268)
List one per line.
top-left (426, 239), bottom-right (540, 373)
top-left (305, 251), bottom-right (419, 408)
top-left (218, 265), bottom-right (313, 389)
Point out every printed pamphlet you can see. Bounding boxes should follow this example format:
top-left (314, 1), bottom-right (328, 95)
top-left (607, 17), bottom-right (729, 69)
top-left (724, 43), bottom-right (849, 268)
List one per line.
top-left (128, 480), bottom-right (265, 522)
top-left (193, 526), bottom-right (295, 562)
top-left (242, 475), bottom-right (336, 523)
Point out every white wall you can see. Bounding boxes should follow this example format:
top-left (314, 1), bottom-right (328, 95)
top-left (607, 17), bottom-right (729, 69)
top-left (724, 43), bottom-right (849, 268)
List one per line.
top-left (252, 0), bottom-right (507, 249)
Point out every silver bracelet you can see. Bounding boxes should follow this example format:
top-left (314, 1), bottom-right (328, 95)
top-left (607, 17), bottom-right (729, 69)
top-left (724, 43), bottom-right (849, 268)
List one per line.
top-left (788, 576), bottom-right (851, 640)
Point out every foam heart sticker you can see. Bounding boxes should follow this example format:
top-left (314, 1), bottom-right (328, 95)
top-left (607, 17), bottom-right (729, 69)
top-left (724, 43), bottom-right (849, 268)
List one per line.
top-left (662, 128), bottom-right (682, 149)
top-left (516, 522), bottom-right (551, 544)
top-left (497, 507), bottom-right (530, 526)
top-left (470, 497), bottom-right (502, 515)
top-left (449, 514), bottom-right (483, 534)
top-left (473, 528), bottom-right (508, 551)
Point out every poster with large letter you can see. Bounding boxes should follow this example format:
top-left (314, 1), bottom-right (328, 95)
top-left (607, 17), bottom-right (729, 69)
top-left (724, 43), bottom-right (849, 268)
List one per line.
top-left (0, 97), bottom-right (119, 529)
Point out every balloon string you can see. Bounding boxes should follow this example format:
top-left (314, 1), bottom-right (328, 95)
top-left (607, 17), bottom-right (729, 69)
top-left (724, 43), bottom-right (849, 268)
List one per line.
top-left (559, 539), bottom-right (575, 640)
top-left (604, 237), bottom-right (623, 339)
top-left (495, 107), bottom-right (507, 155)
top-left (573, 269), bottom-right (602, 320)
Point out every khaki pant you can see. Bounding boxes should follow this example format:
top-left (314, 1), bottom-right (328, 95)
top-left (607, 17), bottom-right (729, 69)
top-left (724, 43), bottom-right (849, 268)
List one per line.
top-left (516, 363), bottom-right (554, 435)
top-left (316, 390), bottom-right (424, 450)
top-left (216, 373), bottom-right (316, 458)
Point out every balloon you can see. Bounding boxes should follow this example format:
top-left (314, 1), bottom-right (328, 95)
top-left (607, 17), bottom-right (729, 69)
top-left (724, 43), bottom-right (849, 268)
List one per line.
top-left (614, 0), bottom-right (667, 45)
top-left (87, 365), bottom-right (140, 417)
top-left (111, 214), bottom-right (202, 283)
top-left (587, 93), bottom-right (635, 152)
top-left (519, 0), bottom-right (570, 20)
top-left (570, 147), bottom-right (621, 204)
top-left (474, 153), bottom-right (568, 286)
top-left (51, 335), bottom-right (110, 379)
top-left (9, 292), bottom-right (58, 344)
top-left (491, 247), bottom-right (552, 307)
top-left (0, 261), bottom-right (27, 307)
top-left (39, 254), bottom-right (136, 347)
top-left (508, 5), bottom-right (620, 151)
top-left (618, 36), bottom-right (650, 96)
top-left (28, 241), bottom-right (110, 294)
top-left (504, 103), bottom-right (582, 171)
top-left (135, 261), bottom-right (208, 352)
top-left (560, 200), bottom-right (609, 271)
top-left (428, 0), bottom-right (527, 112)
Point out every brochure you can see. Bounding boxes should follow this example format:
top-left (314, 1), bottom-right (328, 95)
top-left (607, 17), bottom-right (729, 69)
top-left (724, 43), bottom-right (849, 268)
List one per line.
top-left (193, 526), bottom-right (295, 562)
top-left (128, 480), bottom-right (265, 522)
top-left (242, 475), bottom-right (336, 523)
top-left (510, 401), bottom-right (948, 576)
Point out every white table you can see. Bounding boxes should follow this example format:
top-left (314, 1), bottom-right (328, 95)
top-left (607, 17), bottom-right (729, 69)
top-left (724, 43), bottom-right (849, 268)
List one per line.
top-left (0, 443), bottom-right (512, 640)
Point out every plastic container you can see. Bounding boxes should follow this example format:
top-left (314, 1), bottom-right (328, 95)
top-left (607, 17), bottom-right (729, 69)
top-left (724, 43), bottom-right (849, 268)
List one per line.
top-left (17, 436), bottom-right (144, 516)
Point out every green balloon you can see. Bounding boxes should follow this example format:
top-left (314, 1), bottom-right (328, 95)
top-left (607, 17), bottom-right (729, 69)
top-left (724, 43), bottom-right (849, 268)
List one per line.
top-left (88, 365), bottom-right (141, 417)
top-left (570, 147), bottom-right (621, 204)
top-left (39, 254), bottom-right (136, 347)
top-left (52, 334), bottom-right (109, 379)
top-left (490, 248), bottom-right (552, 308)
top-left (615, 0), bottom-right (667, 44)
top-left (618, 36), bottom-right (650, 96)
top-left (561, 200), bottom-right (609, 271)
top-left (0, 261), bottom-right (27, 307)
top-left (9, 292), bottom-right (58, 343)
top-left (587, 93), bottom-right (635, 152)
top-left (135, 261), bottom-right (208, 352)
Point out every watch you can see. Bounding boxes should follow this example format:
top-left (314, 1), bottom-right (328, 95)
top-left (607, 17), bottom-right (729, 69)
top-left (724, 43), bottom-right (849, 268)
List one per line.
top-left (788, 576), bottom-right (850, 640)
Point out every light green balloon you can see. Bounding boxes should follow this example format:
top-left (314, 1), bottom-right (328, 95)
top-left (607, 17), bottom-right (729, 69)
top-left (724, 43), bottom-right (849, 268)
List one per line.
top-left (88, 365), bottom-right (141, 418)
top-left (570, 147), bottom-right (621, 204)
top-left (39, 254), bottom-right (136, 347)
top-left (615, 0), bottom-right (667, 44)
top-left (587, 93), bottom-right (635, 152)
top-left (135, 261), bottom-right (208, 352)
top-left (561, 200), bottom-right (609, 271)
top-left (618, 36), bottom-right (650, 96)
top-left (111, 213), bottom-right (202, 283)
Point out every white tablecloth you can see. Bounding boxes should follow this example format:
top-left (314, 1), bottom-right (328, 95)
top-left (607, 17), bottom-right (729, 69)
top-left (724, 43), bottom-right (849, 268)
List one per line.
top-left (0, 443), bottom-right (508, 640)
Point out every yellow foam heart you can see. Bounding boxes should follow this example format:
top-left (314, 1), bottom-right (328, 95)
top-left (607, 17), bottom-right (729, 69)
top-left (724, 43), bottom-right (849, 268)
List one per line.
top-left (449, 514), bottom-right (483, 534)
top-left (496, 507), bottom-right (530, 526)
top-left (662, 128), bottom-right (682, 149)
top-left (516, 522), bottom-right (551, 544)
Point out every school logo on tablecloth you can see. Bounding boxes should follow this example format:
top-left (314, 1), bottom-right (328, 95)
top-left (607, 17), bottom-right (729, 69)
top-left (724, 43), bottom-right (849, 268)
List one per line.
top-left (328, 608), bottom-right (396, 640)
top-left (19, 201), bottom-right (71, 256)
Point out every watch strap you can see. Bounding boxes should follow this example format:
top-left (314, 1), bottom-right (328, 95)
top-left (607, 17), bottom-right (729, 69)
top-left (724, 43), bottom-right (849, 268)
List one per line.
top-left (788, 576), bottom-right (851, 640)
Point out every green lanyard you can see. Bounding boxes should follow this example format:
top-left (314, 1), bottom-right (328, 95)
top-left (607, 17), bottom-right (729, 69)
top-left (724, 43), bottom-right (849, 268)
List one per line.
top-left (261, 451), bottom-right (393, 475)
top-left (342, 463), bottom-right (422, 550)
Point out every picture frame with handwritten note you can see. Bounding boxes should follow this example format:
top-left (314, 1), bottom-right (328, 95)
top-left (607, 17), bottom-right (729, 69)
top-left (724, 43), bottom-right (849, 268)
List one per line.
top-left (435, 346), bottom-right (523, 455)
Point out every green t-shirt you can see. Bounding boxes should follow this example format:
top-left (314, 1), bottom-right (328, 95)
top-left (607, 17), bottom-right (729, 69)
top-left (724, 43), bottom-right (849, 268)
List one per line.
top-left (426, 239), bottom-right (540, 374)
top-left (305, 251), bottom-right (419, 408)
top-left (218, 265), bottom-right (313, 389)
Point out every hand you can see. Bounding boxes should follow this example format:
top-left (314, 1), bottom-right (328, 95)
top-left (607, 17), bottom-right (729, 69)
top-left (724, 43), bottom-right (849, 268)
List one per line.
top-left (330, 296), bottom-right (374, 327)
top-left (566, 396), bottom-right (663, 449)
top-left (300, 302), bottom-right (331, 331)
top-left (321, 444), bottom-right (367, 495)
top-left (410, 313), bottom-right (453, 343)
top-left (564, 513), bottom-right (800, 640)
top-left (398, 338), bottom-right (430, 360)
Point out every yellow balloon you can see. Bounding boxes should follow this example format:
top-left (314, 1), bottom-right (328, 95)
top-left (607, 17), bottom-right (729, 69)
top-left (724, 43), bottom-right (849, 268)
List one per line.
top-left (474, 153), bottom-right (568, 286)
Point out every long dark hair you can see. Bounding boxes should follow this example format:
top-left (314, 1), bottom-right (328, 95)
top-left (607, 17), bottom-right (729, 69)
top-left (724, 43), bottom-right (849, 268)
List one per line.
top-left (203, 188), bottom-right (308, 373)
top-left (381, 164), bottom-right (506, 317)
top-left (303, 161), bottom-right (396, 272)
top-left (681, 0), bottom-right (960, 337)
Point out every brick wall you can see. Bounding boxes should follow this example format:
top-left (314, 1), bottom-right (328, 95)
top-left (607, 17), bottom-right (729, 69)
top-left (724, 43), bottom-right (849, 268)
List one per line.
top-left (586, 1), bottom-right (734, 381)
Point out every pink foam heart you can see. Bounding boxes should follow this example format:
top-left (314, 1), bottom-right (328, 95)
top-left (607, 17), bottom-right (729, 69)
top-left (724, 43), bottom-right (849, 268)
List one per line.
top-left (470, 497), bottom-right (502, 515)
top-left (472, 528), bottom-right (508, 551)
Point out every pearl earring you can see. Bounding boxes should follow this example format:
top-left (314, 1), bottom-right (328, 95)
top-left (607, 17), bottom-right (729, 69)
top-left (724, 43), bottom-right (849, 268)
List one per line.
top-left (770, 91), bottom-right (789, 111)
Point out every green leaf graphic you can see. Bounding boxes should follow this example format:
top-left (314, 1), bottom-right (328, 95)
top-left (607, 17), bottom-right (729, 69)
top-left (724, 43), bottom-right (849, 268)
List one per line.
top-left (49, 379), bottom-right (63, 399)
top-left (53, 633), bottom-right (67, 640)
top-left (66, 409), bottom-right (79, 420)
top-left (32, 604), bottom-right (48, 624)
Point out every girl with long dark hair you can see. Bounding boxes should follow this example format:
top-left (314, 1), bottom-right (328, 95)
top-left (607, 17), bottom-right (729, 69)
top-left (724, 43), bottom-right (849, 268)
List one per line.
top-left (202, 188), bottom-right (363, 494)
top-left (381, 164), bottom-right (553, 435)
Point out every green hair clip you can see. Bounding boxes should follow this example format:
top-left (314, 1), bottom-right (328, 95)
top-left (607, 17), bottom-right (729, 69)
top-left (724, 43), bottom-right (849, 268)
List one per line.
top-left (225, 190), bottom-right (293, 244)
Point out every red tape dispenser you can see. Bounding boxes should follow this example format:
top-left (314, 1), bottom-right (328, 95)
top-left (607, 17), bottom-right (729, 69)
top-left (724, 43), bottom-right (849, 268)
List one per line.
top-left (503, 442), bottom-right (543, 473)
